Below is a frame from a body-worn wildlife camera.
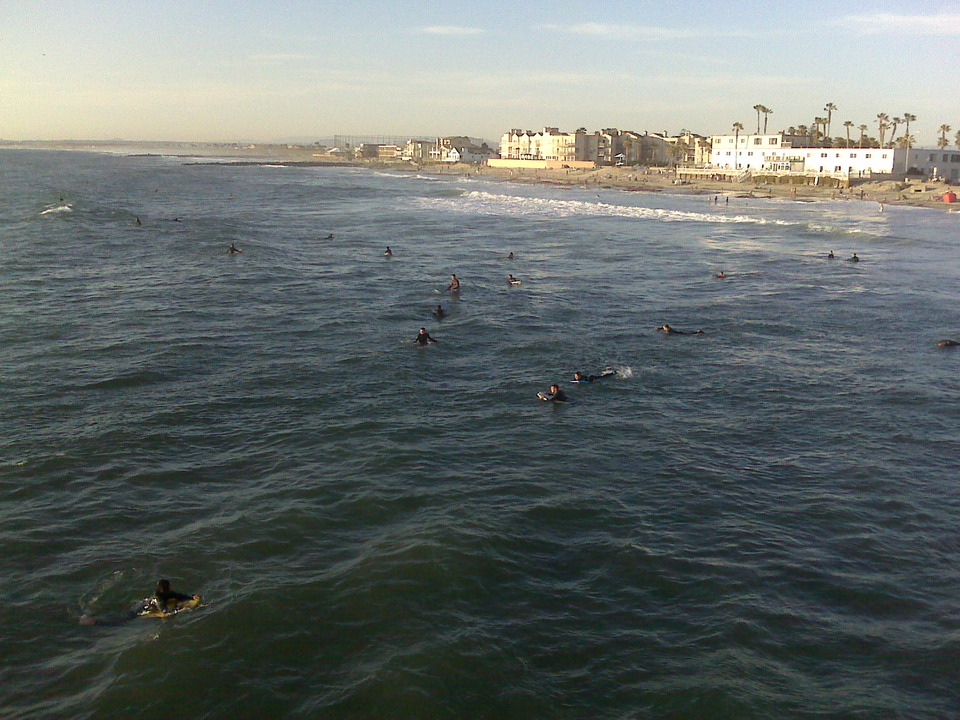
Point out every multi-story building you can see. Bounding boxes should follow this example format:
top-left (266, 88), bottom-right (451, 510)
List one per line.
top-left (706, 132), bottom-right (960, 180)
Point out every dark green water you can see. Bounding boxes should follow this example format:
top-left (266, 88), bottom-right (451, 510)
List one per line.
top-left (2, 149), bottom-right (959, 719)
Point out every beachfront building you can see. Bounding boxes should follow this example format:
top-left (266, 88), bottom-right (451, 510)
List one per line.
top-left (400, 139), bottom-right (434, 162)
top-left (498, 127), bottom-right (600, 164)
top-left (703, 132), bottom-right (960, 182)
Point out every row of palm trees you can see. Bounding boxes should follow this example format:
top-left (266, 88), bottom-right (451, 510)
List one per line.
top-left (734, 103), bottom-right (960, 150)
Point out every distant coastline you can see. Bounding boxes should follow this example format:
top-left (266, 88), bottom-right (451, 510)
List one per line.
top-left (3, 139), bottom-right (956, 212)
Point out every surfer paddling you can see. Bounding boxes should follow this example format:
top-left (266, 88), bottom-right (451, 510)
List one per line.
top-left (657, 324), bottom-right (703, 335)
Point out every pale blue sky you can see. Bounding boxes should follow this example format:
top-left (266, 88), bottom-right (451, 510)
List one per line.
top-left (1, 1), bottom-right (958, 145)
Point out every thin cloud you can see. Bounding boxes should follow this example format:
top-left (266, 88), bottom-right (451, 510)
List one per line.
top-left (843, 13), bottom-right (960, 35)
top-left (250, 53), bottom-right (315, 62)
top-left (539, 23), bottom-right (752, 40)
top-left (419, 25), bottom-right (485, 36)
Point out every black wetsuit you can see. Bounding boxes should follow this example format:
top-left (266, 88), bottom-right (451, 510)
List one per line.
top-left (414, 332), bottom-right (438, 346)
top-left (542, 388), bottom-right (568, 402)
top-left (156, 589), bottom-right (193, 610)
top-left (575, 370), bottom-right (615, 383)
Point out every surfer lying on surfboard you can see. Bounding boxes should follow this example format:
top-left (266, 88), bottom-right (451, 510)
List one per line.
top-left (80, 579), bottom-right (202, 625)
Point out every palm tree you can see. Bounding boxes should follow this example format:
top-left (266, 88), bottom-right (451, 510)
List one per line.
top-left (762, 106), bottom-right (773, 134)
top-left (858, 124), bottom-right (867, 149)
top-left (843, 120), bottom-right (854, 147)
top-left (938, 124), bottom-right (952, 149)
top-left (889, 117), bottom-right (902, 147)
top-left (732, 122), bottom-right (744, 168)
top-left (902, 113), bottom-right (916, 148)
top-left (813, 117), bottom-right (827, 146)
top-left (824, 102), bottom-right (838, 137)
top-left (796, 124), bottom-right (808, 143)
top-left (955, 130), bottom-right (960, 150)
top-left (753, 105), bottom-right (764, 134)
top-left (876, 113), bottom-right (889, 147)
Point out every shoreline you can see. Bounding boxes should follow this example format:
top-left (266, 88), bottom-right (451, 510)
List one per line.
top-left (3, 140), bottom-right (957, 212)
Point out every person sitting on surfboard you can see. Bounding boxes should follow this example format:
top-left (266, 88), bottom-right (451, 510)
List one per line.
top-left (538, 384), bottom-right (568, 402)
top-left (573, 369), bottom-right (615, 383)
top-left (154, 579), bottom-right (199, 612)
top-left (446, 274), bottom-right (460, 292)
top-left (508, 274), bottom-right (520, 284)
top-left (413, 327), bottom-right (439, 346)
top-left (384, 246), bottom-right (392, 256)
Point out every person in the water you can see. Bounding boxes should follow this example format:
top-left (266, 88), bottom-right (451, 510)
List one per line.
top-left (228, 243), bottom-right (242, 254)
top-left (828, 250), bottom-right (835, 259)
top-left (153, 579), bottom-right (199, 612)
top-left (502, 252), bottom-right (515, 260)
top-left (657, 324), bottom-right (703, 335)
top-left (384, 246), bottom-right (392, 256)
top-left (446, 274), bottom-right (460, 292)
top-left (325, 233), bottom-right (334, 239)
top-left (847, 253), bottom-right (859, 262)
top-left (508, 274), bottom-right (520, 284)
top-left (433, 304), bottom-right (445, 320)
top-left (135, 217), bottom-right (142, 226)
top-left (538, 384), bottom-right (568, 402)
top-left (573, 369), bottom-right (616, 383)
top-left (714, 270), bottom-right (727, 278)
top-left (937, 340), bottom-right (959, 347)
top-left (413, 327), bottom-right (438, 345)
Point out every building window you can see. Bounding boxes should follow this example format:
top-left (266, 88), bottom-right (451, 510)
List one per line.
top-left (951, 155), bottom-right (960, 163)
top-left (930, 154), bottom-right (937, 161)
top-left (850, 153), bottom-right (856, 158)
top-left (747, 151), bottom-right (753, 156)
top-left (835, 166), bottom-right (842, 172)
top-left (944, 154), bottom-right (951, 162)
top-left (769, 138), bottom-right (779, 145)
top-left (882, 154), bottom-right (888, 158)
top-left (754, 138), bottom-right (762, 145)
top-left (821, 153), bottom-right (828, 157)
top-left (866, 153), bottom-right (872, 158)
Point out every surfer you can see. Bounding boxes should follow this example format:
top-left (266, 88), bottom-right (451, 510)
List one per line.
top-left (714, 271), bottom-right (727, 278)
top-left (508, 274), bottom-right (520, 284)
top-left (228, 243), bottom-right (242, 254)
top-left (502, 252), bottom-right (515, 260)
top-left (325, 233), bottom-right (334, 239)
top-left (573, 369), bottom-right (615, 383)
top-left (937, 340), bottom-right (959, 347)
top-left (538, 384), bottom-right (568, 402)
top-left (154, 579), bottom-right (199, 612)
top-left (847, 253), bottom-right (859, 262)
top-left (446, 274), bottom-right (460, 293)
top-left (413, 327), bottom-right (439, 345)
top-left (828, 251), bottom-right (835, 259)
top-left (135, 217), bottom-right (142, 226)
top-left (384, 246), bottom-right (392, 256)
top-left (657, 324), bottom-right (703, 335)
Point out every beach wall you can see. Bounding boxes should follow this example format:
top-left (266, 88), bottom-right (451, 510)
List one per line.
top-left (487, 159), bottom-right (596, 170)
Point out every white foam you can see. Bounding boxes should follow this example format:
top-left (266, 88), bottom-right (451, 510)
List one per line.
top-left (414, 191), bottom-right (793, 226)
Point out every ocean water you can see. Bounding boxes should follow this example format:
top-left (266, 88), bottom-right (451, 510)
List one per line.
top-left (1, 149), bottom-right (959, 719)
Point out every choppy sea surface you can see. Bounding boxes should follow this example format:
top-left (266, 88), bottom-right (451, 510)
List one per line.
top-left (2, 149), bottom-right (959, 720)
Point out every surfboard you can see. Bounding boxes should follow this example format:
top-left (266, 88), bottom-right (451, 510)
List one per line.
top-left (509, 280), bottom-right (522, 285)
top-left (137, 595), bottom-right (203, 618)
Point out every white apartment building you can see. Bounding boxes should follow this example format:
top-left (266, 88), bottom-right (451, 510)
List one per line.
top-left (499, 128), bottom-right (595, 163)
top-left (709, 132), bottom-right (960, 180)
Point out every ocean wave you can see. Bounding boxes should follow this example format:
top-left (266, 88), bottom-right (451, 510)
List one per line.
top-left (40, 204), bottom-right (72, 215)
top-left (415, 191), bottom-right (794, 226)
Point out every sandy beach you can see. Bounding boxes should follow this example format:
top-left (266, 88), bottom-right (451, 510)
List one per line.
top-left (430, 162), bottom-right (960, 213)
top-left (4, 140), bottom-right (957, 212)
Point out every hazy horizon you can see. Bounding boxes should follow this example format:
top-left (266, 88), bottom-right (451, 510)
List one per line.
top-left (2, 1), bottom-right (958, 147)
